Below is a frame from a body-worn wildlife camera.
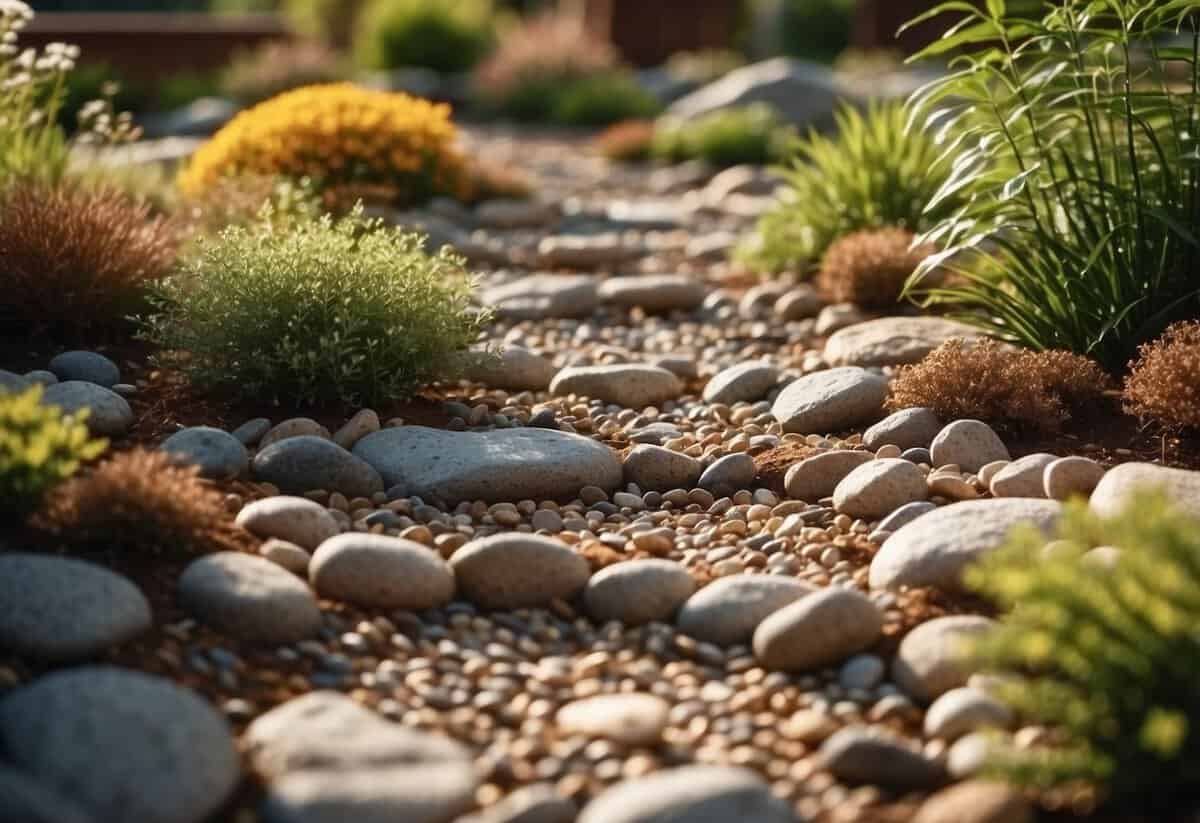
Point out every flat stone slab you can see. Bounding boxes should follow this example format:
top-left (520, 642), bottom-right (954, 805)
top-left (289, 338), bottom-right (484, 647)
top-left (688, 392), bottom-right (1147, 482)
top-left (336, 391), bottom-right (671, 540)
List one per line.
top-left (484, 274), bottom-right (599, 320)
top-left (824, 317), bottom-right (984, 367)
top-left (353, 426), bottom-right (622, 504)
top-left (578, 765), bottom-right (793, 823)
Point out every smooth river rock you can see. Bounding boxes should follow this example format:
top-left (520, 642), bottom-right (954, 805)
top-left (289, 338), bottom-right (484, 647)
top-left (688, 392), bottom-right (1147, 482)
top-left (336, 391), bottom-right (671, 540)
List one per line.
top-left (42, 381), bottom-right (133, 436)
top-left (179, 552), bottom-right (322, 644)
top-left (676, 575), bottom-right (815, 646)
top-left (253, 436), bottom-right (383, 498)
top-left (988, 452), bottom-right (1056, 498)
top-left (48, 350), bottom-right (120, 387)
top-left (450, 534), bottom-right (590, 609)
top-left (702, 362), bottom-right (779, 405)
top-left (820, 726), bottom-right (947, 789)
top-left (893, 615), bottom-right (997, 702)
top-left (464, 346), bottom-right (558, 391)
top-left (597, 274), bottom-right (707, 313)
top-left (584, 559), bottom-right (695, 625)
top-left (310, 534), bottom-right (455, 610)
top-left (929, 420), bottom-right (1010, 473)
top-left (556, 693), bottom-right (670, 746)
top-left (236, 496), bottom-right (341, 550)
top-left (551, 364), bottom-right (683, 408)
top-left (578, 765), bottom-right (794, 823)
top-left (771, 367), bottom-right (887, 435)
top-left (161, 426), bottom-right (248, 480)
top-left (833, 458), bottom-right (928, 520)
top-left (622, 444), bottom-right (703, 491)
top-left (484, 274), bottom-right (600, 319)
top-left (784, 449), bottom-right (873, 502)
top-left (1090, 462), bottom-right (1200, 518)
top-left (824, 317), bottom-right (983, 367)
top-left (753, 587), bottom-right (882, 671)
top-left (863, 407), bottom-right (942, 451)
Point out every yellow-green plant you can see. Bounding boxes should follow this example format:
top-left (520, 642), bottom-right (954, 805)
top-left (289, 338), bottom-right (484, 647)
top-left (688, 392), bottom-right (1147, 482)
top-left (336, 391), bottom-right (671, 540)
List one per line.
top-left (0, 386), bottom-right (107, 517)
top-left (355, 0), bottom-right (495, 74)
top-left (968, 491), bottom-right (1200, 811)
top-left (652, 104), bottom-right (794, 168)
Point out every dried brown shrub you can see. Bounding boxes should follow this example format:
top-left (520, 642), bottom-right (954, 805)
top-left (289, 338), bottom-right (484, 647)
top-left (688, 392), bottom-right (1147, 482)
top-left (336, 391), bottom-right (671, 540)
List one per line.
top-left (888, 339), bottom-right (1111, 433)
top-left (0, 181), bottom-right (177, 338)
top-left (817, 227), bottom-right (934, 308)
top-left (1123, 321), bottom-right (1200, 431)
top-left (594, 119), bottom-right (656, 162)
top-left (36, 448), bottom-right (254, 555)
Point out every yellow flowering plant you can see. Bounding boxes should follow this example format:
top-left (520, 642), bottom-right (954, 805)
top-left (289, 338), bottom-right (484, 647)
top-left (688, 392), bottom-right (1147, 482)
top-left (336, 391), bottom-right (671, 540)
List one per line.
top-left (179, 83), bottom-right (471, 206)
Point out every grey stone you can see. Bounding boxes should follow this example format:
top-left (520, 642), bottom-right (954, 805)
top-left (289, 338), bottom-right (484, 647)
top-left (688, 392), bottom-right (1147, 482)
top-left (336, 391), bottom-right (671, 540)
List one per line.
top-left (260, 538), bottom-right (312, 576)
top-left (893, 615), bottom-right (997, 702)
top-left (464, 346), bottom-right (558, 391)
top-left (484, 274), bottom-right (600, 320)
top-left (253, 436), bottom-right (384, 498)
top-left (665, 57), bottom-right (841, 129)
top-left (1090, 462), bottom-right (1200, 518)
top-left (551, 364), bottom-right (683, 408)
top-left (0, 766), bottom-right (95, 823)
top-left (556, 693), bottom-right (670, 746)
top-left (25, 369), bottom-right (59, 386)
top-left (913, 781), bottom-right (1033, 823)
top-left (332, 409), bottom-right (380, 450)
top-left (863, 408), bottom-right (942, 451)
top-left (48, 350), bottom-right (120, 387)
top-left (623, 444), bottom-right (703, 491)
top-left (179, 552), bottom-right (322, 644)
top-left (699, 452), bottom-right (758, 496)
top-left (0, 666), bottom-right (239, 823)
top-left (353, 426), bottom-right (622, 504)
top-left (870, 499), bottom-right (1062, 592)
top-left (703, 164), bottom-right (783, 201)
top-left (753, 587), bottom-right (882, 671)
top-left (676, 575), bottom-right (815, 646)
top-left (929, 420), bottom-right (1010, 473)
top-left (310, 534), bottom-right (455, 610)
top-left (245, 691), bottom-right (477, 823)
top-left (923, 687), bottom-right (1014, 741)
top-left (584, 559), bottom-right (695, 625)
top-left (476, 198), bottom-right (557, 229)
top-left (0, 553), bottom-right (150, 662)
top-left (598, 274), bottom-right (706, 313)
top-left (902, 447), bottom-right (933, 465)
top-left (820, 726), bottom-right (946, 789)
top-left (0, 369), bottom-right (32, 394)
top-left (455, 785), bottom-right (575, 823)
top-left (260, 418), bottom-right (332, 448)
top-left (838, 654), bottom-right (885, 691)
top-left (771, 367), bottom-right (887, 434)
top-left (784, 450), bottom-right (873, 501)
top-left (236, 496), bottom-right (341, 550)
top-left (451, 534), bottom-right (590, 610)
top-left (536, 234), bottom-right (640, 270)
top-left (989, 452), bottom-right (1056, 498)
top-left (578, 764), bottom-right (793, 823)
top-left (876, 501), bottom-right (936, 533)
top-left (702, 362), bottom-right (779, 405)
top-left (232, 417), bottom-right (271, 445)
top-left (814, 303), bottom-right (867, 336)
top-left (833, 458), bottom-right (928, 520)
top-left (775, 286), bottom-right (823, 320)
top-left (824, 317), bottom-right (983, 368)
top-left (162, 426), bottom-right (248, 480)
top-left (606, 199), bottom-right (684, 230)
top-left (41, 381), bottom-right (133, 436)
top-left (1043, 456), bottom-right (1106, 501)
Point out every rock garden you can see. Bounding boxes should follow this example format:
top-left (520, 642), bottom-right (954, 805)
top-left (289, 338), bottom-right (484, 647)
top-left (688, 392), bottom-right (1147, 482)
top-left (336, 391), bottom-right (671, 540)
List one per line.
top-left (3, 1), bottom-right (1200, 822)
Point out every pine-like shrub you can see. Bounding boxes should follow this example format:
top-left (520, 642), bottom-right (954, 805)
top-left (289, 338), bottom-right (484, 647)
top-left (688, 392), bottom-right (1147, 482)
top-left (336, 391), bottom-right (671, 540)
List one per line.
top-left (355, 0), bottom-right (495, 74)
top-left (0, 386), bottom-right (106, 518)
top-left (221, 40), bottom-right (346, 106)
top-left (1123, 321), bottom-right (1200, 432)
top-left (550, 71), bottom-right (660, 127)
top-left (652, 104), bottom-right (793, 168)
top-left (888, 339), bottom-right (1111, 434)
top-left (741, 100), bottom-right (956, 275)
top-left (142, 206), bottom-right (486, 407)
top-left (817, 227), bottom-right (934, 308)
top-left (0, 181), bottom-right (178, 338)
top-left (968, 492), bottom-right (1200, 812)
top-left (178, 83), bottom-right (470, 206)
top-left (37, 448), bottom-right (252, 555)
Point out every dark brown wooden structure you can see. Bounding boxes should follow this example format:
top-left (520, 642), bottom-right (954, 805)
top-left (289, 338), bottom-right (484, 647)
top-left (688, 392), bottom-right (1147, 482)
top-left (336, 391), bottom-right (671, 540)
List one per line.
top-left (579, 0), bottom-right (741, 67)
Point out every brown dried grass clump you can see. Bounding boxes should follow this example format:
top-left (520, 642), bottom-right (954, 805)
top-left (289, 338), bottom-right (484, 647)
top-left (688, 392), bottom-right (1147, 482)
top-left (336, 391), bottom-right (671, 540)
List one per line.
top-left (595, 120), bottom-right (656, 162)
top-left (817, 227), bottom-right (934, 308)
top-left (36, 448), bottom-right (254, 556)
top-left (888, 339), bottom-right (1112, 433)
top-left (1124, 321), bottom-right (1200, 431)
top-left (0, 181), bottom-right (177, 338)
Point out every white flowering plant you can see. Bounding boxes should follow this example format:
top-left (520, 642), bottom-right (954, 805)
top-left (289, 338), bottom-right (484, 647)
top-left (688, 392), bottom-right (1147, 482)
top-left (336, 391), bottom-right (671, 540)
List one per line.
top-left (0, 1), bottom-right (137, 185)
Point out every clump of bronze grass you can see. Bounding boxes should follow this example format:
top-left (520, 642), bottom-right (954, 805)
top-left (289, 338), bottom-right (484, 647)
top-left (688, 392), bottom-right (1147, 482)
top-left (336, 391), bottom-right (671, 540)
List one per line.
top-left (816, 227), bottom-right (933, 307)
top-left (1123, 321), bottom-right (1200, 432)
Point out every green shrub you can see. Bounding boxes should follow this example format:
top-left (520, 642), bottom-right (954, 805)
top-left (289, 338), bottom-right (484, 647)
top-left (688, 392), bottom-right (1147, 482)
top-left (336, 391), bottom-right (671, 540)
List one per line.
top-left (968, 492), bottom-right (1200, 812)
top-left (284, 0), bottom-right (368, 48)
top-left (652, 103), bottom-right (793, 168)
top-left (741, 100), bottom-right (955, 274)
top-left (780, 0), bottom-right (855, 64)
top-left (901, 1), bottom-right (1200, 373)
top-left (355, 0), bottom-right (495, 73)
top-left (143, 206), bottom-right (487, 406)
top-left (552, 71), bottom-right (659, 127)
top-left (0, 386), bottom-right (107, 517)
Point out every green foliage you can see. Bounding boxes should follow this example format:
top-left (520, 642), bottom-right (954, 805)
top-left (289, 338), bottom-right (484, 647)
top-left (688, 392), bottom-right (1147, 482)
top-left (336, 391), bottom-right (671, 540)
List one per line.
top-left (355, 0), bottom-right (495, 73)
top-left (902, 0), bottom-right (1200, 373)
top-left (551, 71), bottom-right (660, 128)
top-left (652, 103), bottom-right (793, 168)
top-left (143, 205), bottom-right (488, 407)
top-left (0, 386), bottom-right (107, 517)
top-left (780, 0), bottom-right (855, 64)
top-left (968, 491), bottom-right (1200, 811)
top-left (742, 100), bottom-right (956, 274)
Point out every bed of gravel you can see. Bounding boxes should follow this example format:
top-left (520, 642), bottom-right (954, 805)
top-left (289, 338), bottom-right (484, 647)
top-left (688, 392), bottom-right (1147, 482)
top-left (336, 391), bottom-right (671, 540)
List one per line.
top-left (2, 126), bottom-right (1189, 823)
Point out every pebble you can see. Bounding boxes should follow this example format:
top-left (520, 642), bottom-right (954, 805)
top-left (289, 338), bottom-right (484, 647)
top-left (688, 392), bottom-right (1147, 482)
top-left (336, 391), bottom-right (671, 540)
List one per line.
top-left (0, 666), bottom-right (239, 823)
top-left (876, 500), bottom-right (936, 533)
top-left (676, 575), bottom-right (815, 646)
top-left (923, 687), bottom-right (1014, 740)
top-left (259, 538), bottom-right (312, 576)
top-left (450, 534), bottom-right (590, 609)
top-left (0, 553), bottom-right (151, 662)
top-left (179, 552), bottom-right (322, 644)
top-left (476, 198), bottom-right (557, 228)
top-left (913, 781), bottom-right (1033, 823)
top-left (784, 449), bottom-right (873, 501)
top-left (1090, 462), bottom-right (1200, 518)
top-left (235, 496), bottom-right (341, 550)
top-left (537, 233), bottom-right (638, 270)
top-left (578, 765), bottom-right (793, 823)
top-left (820, 726), bottom-right (947, 789)
top-left (332, 408), bottom-right (380, 450)
top-left (26, 369), bottom-right (57, 385)
top-left (774, 285), bottom-right (823, 320)
top-left (771, 367), bottom-right (887, 434)
top-left (753, 587), bottom-right (883, 671)
top-left (231, 417), bottom-right (271, 445)
top-left (597, 274), bottom-right (707, 313)
top-left (455, 784), bottom-right (576, 823)
top-left (893, 616), bottom-right (997, 702)
top-left (41, 381), bottom-right (133, 435)
top-left (556, 693), bottom-right (670, 746)
top-left (551, 364), bottom-right (683, 408)
top-left (161, 426), bottom-right (248, 480)
top-left (464, 346), bottom-right (558, 391)
top-left (622, 444), bottom-right (703, 491)
top-left (485, 274), bottom-right (600, 319)
top-left (260, 417), bottom-right (332, 448)
top-left (833, 458), bottom-right (928, 520)
top-left (584, 559), bottom-right (695, 625)
top-left (698, 452), bottom-right (757, 497)
top-left (929, 420), bottom-right (1010, 473)
top-left (701, 362), bottom-right (779, 405)
top-left (863, 407), bottom-right (941, 451)
top-left (988, 452), bottom-right (1056, 498)
top-left (48, 350), bottom-right (120, 387)
top-left (310, 534), bottom-right (455, 610)
top-left (838, 654), bottom-right (886, 691)
top-left (1043, 455), bottom-right (1106, 501)
top-left (253, 435), bottom-right (384, 498)
top-left (815, 303), bottom-right (867, 336)
top-left (783, 709), bottom-right (840, 745)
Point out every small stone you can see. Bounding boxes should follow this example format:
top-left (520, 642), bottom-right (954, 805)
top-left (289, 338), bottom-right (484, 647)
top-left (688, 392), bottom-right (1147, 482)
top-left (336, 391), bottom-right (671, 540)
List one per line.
top-left (333, 409), bottom-right (380, 450)
top-left (1090, 462), bottom-right (1200, 518)
top-left (1043, 456), bottom-right (1106, 501)
top-left (0, 369), bottom-right (33, 394)
top-left (623, 444), bottom-right (703, 492)
top-left (232, 417), bottom-right (271, 446)
top-left (578, 765), bottom-right (793, 823)
top-left (923, 687), bottom-right (1014, 741)
top-left (551, 364), bottom-right (683, 408)
top-left (485, 274), bottom-right (600, 320)
top-left (253, 435), bottom-right (384, 498)
top-left (783, 710), bottom-right (840, 745)
top-left (310, 534), bottom-right (455, 610)
top-left (775, 285), bottom-right (823, 320)
top-left (531, 509), bottom-right (564, 532)
top-left (815, 303), bottom-right (867, 336)
top-left (820, 726), bottom-right (946, 789)
top-left (161, 426), bottom-right (248, 480)
top-left (839, 654), bottom-right (886, 691)
top-left (464, 346), bottom-right (558, 391)
top-left (753, 587), bottom-right (882, 671)
top-left (863, 407), bottom-right (942, 451)
top-left (556, 693), bottom-right (670, 746)
top-left (824, 317), bottom-right (982, 367)
top-left (477, 198), bottom-right (557, 229)
top-left (784, 450), bottom-right (873, 501)
top-left (450, 534), bottom-right (590, 609)
top-left (929, 420), bottom-right (1010, 473)
top-left (876, 501), bottom-right (936, 533)
top-left (180, 552), bottom-right (322, 645)
top-left (260, 417), bottom-right (332, 448)
top-left (455, 784), bottom-right (576, 823)
top-left (584, 559), bottom-right (695, 625)
top-left (913, 781), bottom-right (1033, 823)
top-left (902, 447), bottom-right (933, 465)
top-left (0, 554), bottom-right (150, 663)
top-left (833, 458), bottom-right (928, 520)
top-left (24, 369), bottom-right (58, 386)
top-left (676, 575), bottom-right (815, 647)
top-left (771, 367), bottom-right (887, 434)
top-left (928, 472), bottom-right (978, 501)
top-left (702, 362), bottom-right (779, 405)
top-left (48, 350), bottom-right (120, 387)
top-left (235, 496), bottom-right (340, 550)
top-left (41, 381), bottom-right (133, 436)
top-left (989, 453), bottom-right (1056, 498)
top-left (598, 274), bottom-right (706, 313)
top-left (260, 538), bottom-right (312, 576)
top-left (698, 452), bottom-right (757, 496)
top-left (893, 616), bottom-right (997, 702)
top-left (537, 234), bottom-right (638, 270)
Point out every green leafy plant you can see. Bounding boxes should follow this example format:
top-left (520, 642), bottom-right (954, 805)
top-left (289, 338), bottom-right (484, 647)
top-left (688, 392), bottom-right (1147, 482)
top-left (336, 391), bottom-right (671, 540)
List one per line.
top-left (143, 205), bottom-right (487, 406)
top-left (0, 386), bottom-right (107, 517)
top-left (780, 0), bottom-right (856, 64)
top-left (968, 491), bottom-right (1200, 811)
top-left (901, 0), bottom-right (1200, 373)
top-left (355, 0), bottom-right (495, 74)
top-left (551, 70), bottom-right (659, 127)
top-left (652, 103), bottom-right (794, 167)
top-left (741, 99), bottom-right (957, 274)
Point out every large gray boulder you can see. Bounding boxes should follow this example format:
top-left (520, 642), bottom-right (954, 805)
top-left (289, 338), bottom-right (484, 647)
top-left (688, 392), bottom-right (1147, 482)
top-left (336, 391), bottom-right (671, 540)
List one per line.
top-left (665, 57), bottom-right (841, 129)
